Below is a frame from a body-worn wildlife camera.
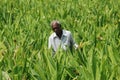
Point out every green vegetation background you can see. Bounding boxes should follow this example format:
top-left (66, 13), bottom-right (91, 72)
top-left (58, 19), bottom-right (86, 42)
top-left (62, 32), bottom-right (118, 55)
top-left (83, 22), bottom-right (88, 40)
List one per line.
top-left (0, 0), bottom-right (120, 80)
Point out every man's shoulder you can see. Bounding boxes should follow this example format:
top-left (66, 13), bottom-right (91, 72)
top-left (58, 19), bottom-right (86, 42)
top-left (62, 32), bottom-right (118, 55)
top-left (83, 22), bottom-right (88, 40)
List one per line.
top-left (63, 30), bottom-right (71, 35)
top-left (49, 32), bottom-right (56, 39)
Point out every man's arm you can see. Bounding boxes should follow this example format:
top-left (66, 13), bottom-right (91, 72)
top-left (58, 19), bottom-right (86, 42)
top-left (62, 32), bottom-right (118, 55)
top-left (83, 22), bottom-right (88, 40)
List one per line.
top-left (69, 32), bottom-right (78, 49)
top-left (48, 37), bottom-right (56, 56)
top-left (48, 37), bottom-right (52, 49)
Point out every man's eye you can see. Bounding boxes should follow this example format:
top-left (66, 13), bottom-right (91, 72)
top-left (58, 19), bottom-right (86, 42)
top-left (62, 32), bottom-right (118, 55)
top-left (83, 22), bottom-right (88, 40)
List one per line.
top-left (53, 27), bottom-right (59, 30)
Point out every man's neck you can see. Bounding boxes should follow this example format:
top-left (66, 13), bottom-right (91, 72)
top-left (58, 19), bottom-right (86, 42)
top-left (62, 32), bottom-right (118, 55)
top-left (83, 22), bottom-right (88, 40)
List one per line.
top-left (56, 30), bottom-right (63, 39)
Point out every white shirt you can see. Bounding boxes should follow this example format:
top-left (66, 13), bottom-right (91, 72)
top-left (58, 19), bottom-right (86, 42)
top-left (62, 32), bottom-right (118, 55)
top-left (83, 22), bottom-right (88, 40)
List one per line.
top-left (48, 30), bottom-right (78, 52)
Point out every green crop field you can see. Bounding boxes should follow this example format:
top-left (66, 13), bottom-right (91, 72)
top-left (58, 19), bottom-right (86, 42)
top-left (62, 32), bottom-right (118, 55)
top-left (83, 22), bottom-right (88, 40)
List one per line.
top-left (0, 0), bottom-right (120, 80)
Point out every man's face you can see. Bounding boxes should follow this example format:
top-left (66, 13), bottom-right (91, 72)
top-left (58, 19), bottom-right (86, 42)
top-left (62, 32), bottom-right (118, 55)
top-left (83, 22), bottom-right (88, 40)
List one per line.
top-left (52, 23), bottom-right (62, 34)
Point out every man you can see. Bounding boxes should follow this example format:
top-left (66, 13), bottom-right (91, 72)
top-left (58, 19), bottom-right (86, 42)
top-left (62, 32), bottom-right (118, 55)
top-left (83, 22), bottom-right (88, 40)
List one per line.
top-left (48, 20), bottom-right (78, 55)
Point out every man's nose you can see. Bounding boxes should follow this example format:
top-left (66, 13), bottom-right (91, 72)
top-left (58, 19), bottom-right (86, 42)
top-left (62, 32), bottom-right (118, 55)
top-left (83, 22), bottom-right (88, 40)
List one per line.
top-left (54, 29), bottom-right (58, 32)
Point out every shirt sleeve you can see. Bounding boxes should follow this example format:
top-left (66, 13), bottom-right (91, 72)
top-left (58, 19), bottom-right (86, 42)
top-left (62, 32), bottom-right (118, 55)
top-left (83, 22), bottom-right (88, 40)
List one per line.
top-left (48, 37), bottom-right (52, 49)
top-left (48, 37), bottom-right (56, 56)
top-left (69, 32), bottom-right (78, 49)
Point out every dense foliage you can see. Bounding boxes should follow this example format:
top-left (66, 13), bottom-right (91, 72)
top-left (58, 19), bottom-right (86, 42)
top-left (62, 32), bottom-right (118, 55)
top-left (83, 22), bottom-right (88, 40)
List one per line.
top-left (0, 0), bottom-right (120, 80)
